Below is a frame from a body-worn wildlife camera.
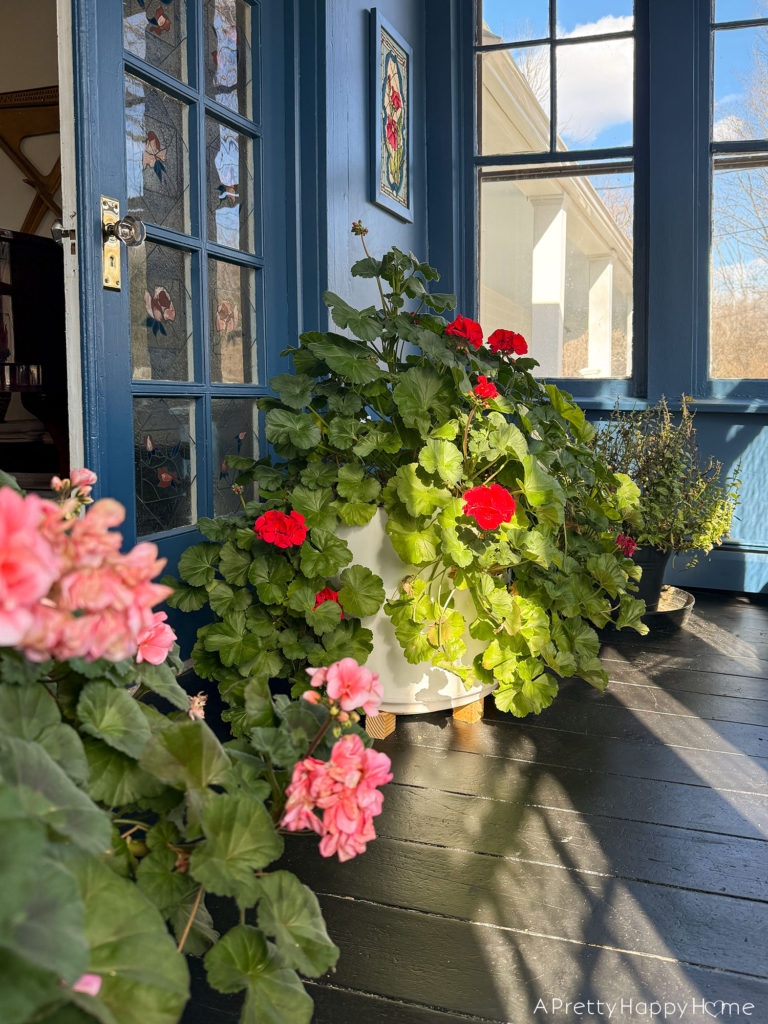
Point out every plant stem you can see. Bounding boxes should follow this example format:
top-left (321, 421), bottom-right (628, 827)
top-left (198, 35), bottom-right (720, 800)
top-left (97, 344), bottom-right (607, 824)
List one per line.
top-left (360, 234), bottom-right (391, 316)
top-left (265, 755), bottom-right (284, 823)
top-left (305, 715), bottom-right (332, 758)
top-left (113, 818), bottom-right (149, 830)
top-left (462, 408), bottom-right (476, 466)
top-left (176, 886), bottom-right (203, 953)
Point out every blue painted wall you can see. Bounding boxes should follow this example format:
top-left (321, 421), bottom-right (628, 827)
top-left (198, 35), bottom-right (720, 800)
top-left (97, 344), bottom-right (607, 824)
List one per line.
top-left (322, 1), bottom-right (428, 309)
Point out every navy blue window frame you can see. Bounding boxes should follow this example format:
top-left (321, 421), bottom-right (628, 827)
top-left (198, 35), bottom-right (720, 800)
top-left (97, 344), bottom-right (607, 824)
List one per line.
top-left (468, 1), bottom-right (768, 413)
top-left (471, 0), bottom-right (649, 407)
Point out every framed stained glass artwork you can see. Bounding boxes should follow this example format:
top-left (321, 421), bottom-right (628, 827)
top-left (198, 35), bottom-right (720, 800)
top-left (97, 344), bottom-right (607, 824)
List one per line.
top-left (370, 9), bottom-right (413, 222)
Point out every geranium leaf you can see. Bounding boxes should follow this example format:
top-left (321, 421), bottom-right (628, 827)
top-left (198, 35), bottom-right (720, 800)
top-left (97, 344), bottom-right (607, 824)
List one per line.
top-left (60, 848), bottom-right (189, 1024)
top-left (0, 737), bottom-right (110, 854)
top-left (418, 439), bottom-right (464, 485)
top-left (162, 576), bottom-right (209, 612)
top-left (393, 366), bottom-right (453, 433)
top-left (395, 464), bottom-right (451, 517)
top-left (337, 501), bottom-right (378, 526)
top-left (300, 529), bottom-right (352, 578)
top-left (255, 871), bottom-right (339, 977)
top-left (84, 738), bottom-right (167, 806)
top-left (385, 513), bottom-right (440, 564)
top-left (265, 409), bottom-right (321, 450)
top-left (140, 721), bottom-right (231, 791)
top-left (299, 462), bottom-right (338, 488)
top-left (270, 373), bottom-right (313, 410)
top-left (326, 416), bottom-right (359, 449)
top-left (218, 542), bottom-right (252, 587)
top-left (306, 329), bottom-right (383, 380)
top-left (320, 295), bottom-right (383, 344)
top-left (616, 594), bottom-right (650, 635)
top-left (177, 542), bottom-right (221, 587)
top-left (290, 485), bottom-right (337, 530)
top-left (337, 464), bottom-right (381, 502)
top-left (190, 794), bottom-right (283, 904)
top-left (77, 682), bottom-right (152, 759)
top-left (338, 565), bottom-right (386, 617)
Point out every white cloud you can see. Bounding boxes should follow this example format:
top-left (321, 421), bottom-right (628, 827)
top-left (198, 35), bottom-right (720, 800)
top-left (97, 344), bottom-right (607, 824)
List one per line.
top-left (556, 16), bottom-right (634, 144)
top-left (713, 114), bottom-right (747, 141)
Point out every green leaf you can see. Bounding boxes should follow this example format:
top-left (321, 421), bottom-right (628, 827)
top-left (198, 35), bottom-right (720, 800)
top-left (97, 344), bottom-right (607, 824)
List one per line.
top-left (84, 738), bottom-right (167, 806)
top-left (299, 462), bottom-right (338, 488)
top-left (300, 529), bottom-right (352, 578)
top-left (350, 256), bottom-right (383, 278)
top-left (162, 576), bottom-right (209, 612)
top-left (206, 926), bottom-right (314, 1024)
top-left (0, 804), bottom-right (87, 984)
top-left (0, 949), bottom-right (65, 1024)
top-left (422, 291), bottom-right (457, 312)
top-left (287, 578), bottom-right (325, 615)
top-left (494, 664), bottom-right (559, 717)
top-left (327, 392), bottom-right (363, 416)
top-left (255, 871), bottom-right (339, 977)
top-left (77, 682), bottom-right (152, 759)
top-left (132, 662), bottom-right (191, 712)
top-left (265, 409), bottom-right (322, 450)
top-left (140, 721), bottom-right (231, 791)
top-left (337, 464), bottom-right (381, 503)
top-left (290, 485), bottom-right (337, 531)
top-left (0, 649), bottom-right (51, 685)
top-left (190, 793), bottom-right (283, 904)
top-left (339, 565), bottom-right (386, 617)
top-left (616, 594), bottom-right (650, 635)
top-left (395, 464), bottom-right (452, 517)
top-left (418, 439), bottom-right (464, 485)
top-left (271, 373), bottom-right (313, 410)
top-left (486, 413), bottom-right (528, 462)
top-left (587, 552), bottom-right (627, 599)
top-left (177, 542), bottom-right (221, 587)
top-left (327, 416), bottom-right (359, 449)
top-left (306, 599), bottom-right (343, 634)
top-left (0, 684), bottom-right (87, 784)
top-left (393, 366), bottom-right (453, 433)
top-left (61, 848), bottom-right (189, 1024)
top-left (248, 555), bottom-right (294, 605)
top-left (352, 423), bottom-right (403, 457)
top-left (203, 622), bottom-right (262, 668)
top-left (338, 501), bottom-right (378, 526)
top-left (306, 330), bottom-right (383, 382)
top-left (136, 844), bottom-right (198, 917)
top-left (385, 514), bottom-right (440, 565)
top-left (0, 468), bottom-right (22, 492)
top-left (219, 541), bottom-right (253, 587)
top-left (208, 580), bottom-right (253, 619)
top-left (321, 294), bottom-right (383, 344)
top-left (0, 737), bottom-right (110, 854)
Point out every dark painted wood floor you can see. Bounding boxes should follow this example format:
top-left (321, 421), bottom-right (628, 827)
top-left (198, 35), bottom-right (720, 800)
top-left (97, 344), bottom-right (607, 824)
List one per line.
top-left (283, 591), bottom-right (768, 1023)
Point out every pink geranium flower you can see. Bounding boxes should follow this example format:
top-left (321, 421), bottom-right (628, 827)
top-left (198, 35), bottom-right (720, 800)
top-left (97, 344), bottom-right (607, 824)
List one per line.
top-left (72, 974), bottom-right (102, 997)
top-left (325, 658), bottom-right (382, 716)
top-left (136, 611), bottom-right (176, 665)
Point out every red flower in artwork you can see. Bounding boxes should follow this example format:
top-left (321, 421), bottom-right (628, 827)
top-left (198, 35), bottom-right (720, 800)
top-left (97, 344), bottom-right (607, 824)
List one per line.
top-left (616, 534), bottom-right (637, 557)
top-left (157, 467), bottom-right (178, 489)
top-left (391, 89), bottom-right (403, 112)
top-left (462, 484), bottom-right (516, 530)
top-left (473, 375), bottom-right (499, 400)
top-left (386, 115), bottom-right (398, 151)
top-left (445, 315), bottom-right (483, 350)
top-left (315, 587), bottom-right (344, 619)
top-left (488, 329), bottom-right (528, 356)
top-left (254, 510), bottom-right (307, 549)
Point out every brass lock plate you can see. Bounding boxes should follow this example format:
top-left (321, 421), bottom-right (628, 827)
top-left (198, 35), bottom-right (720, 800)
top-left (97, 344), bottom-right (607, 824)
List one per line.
top-left (101, 195), bottom-right (121, 290)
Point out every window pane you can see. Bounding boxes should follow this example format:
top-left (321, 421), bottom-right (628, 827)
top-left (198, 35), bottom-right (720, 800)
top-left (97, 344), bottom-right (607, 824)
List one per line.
top-left (125, 74), bottom-right (191, 234)
top-left (212, 398), bottom-right (259, 516)
top-left (710, 162), bottom-right (768, 378)
top-left (478, 47), bottom-right (550, 155)
top-left (715, 1), bottom-right (768, 22)
top-left (206, 118), bottom-right (257, 252)
top-left (123, 0), bottom-right (189, 82)
top-left (479, 173), bottom-right (633, 379)
top-left (556, 38), bottom-right (634, 149)
top-left (479, 1), bottom-right (549, 44)
top-left (130, 242), bottom-right (193, 381)
top-left (713, 26), bottom-right (768, 141)
top-left (209, 259), bottom-right (259, 383)
top-left (556, 2), bottom-right (633, 37)
top-left (204, 0), bottom-right (254, 119)
top-left (134, 397), bottom-right (197, 536)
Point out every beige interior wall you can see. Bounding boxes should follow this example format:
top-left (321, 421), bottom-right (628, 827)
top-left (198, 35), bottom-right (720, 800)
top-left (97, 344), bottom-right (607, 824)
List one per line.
top-left (0, 0), bottom-right (61, 237)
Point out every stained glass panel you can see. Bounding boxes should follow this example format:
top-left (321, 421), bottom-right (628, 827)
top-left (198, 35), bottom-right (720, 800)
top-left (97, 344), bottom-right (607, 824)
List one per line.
top-left (204, 0), bottom-right (254, 118)
top-left (208, 259), bottom-right (259, 383)
top-left (129, 242), bottom-right (193, 381)
top-left (212, 398), bottom-right (258, 516)
top-left (206, 118), bottom-right (256, 252)
top-left (134, 397), bottom-right (197, 536)
top-left (125, 74), bottom-right (190, 234)
top-left (123, 0), bottom-right (189, 81)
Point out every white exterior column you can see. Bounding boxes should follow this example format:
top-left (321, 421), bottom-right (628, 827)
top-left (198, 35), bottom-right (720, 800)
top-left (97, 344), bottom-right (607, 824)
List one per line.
top-left (586, 252), bottom-right (615, 377)
top-left (530, 195), bottom-right (567, 377)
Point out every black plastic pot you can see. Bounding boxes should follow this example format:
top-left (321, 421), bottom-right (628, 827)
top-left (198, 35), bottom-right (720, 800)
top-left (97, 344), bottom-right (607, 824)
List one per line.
top-left (633, 546), bottom-right (672, 612)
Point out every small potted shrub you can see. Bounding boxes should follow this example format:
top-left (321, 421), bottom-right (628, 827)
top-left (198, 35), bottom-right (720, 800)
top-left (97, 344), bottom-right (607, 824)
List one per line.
top-left (168, 224), bottom-right (647, 727)
top-left (588, 397), bottom-right (740, 611)
top-left (0, 469), bottom-right (392, 1024)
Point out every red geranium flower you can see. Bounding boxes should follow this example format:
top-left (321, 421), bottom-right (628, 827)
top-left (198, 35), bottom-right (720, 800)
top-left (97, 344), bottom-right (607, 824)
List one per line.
top-left (445, 315), bottom-right (483, 350)
top-left (488, 329), bottom-right (527, 356)
top-left (315, 587), bottom-right (344, 619)
top-left (462, 484), bottom-right (516, 530)
top-left (616, 534), bottom-right (637, 557)
top-left (474, 375), bottom-right (498, 400)
top-left (254, 509), bottom-right (307, 549)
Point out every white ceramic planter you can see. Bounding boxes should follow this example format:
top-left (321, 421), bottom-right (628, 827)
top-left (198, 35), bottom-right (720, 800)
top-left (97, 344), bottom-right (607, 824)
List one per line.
top-left (337, 509), bottom-right (496, 715)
